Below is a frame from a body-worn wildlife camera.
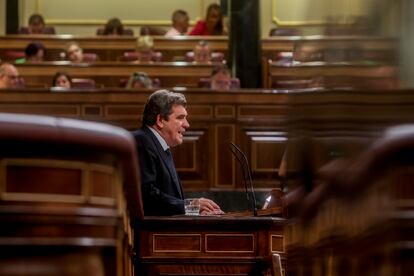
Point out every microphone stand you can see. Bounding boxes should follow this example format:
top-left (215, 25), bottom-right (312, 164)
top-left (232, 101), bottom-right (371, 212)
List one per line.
top-left (229, 142), bottom-right (258, 216)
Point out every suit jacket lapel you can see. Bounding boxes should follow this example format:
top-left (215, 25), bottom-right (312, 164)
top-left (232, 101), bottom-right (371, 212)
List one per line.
top-left (144, 127), bottom-right (183, 198)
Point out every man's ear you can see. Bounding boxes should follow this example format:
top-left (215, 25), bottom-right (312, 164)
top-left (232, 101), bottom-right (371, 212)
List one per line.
top-left (155, 114), bottom-right (164, 129)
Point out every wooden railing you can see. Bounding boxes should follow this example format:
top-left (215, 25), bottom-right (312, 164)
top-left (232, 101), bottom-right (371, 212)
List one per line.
top-left (15, 61), bottom-right (221, 88)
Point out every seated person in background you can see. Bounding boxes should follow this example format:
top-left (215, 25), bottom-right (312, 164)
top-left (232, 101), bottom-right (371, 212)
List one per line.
top-left (193, 41), bottom-right (211, 62)
top-left (189, 3), bottom-right (226, 36)
top-left (19, 13), bottom-right (55, 35)
top-left (165, 10), bottom-right (189, 37)
top-left (0, 63), bottom-right (20, 89)
top-left (126, 72), bottom-right (153, 89)
top-left (211, 64), bottom-right (231, 90)
top-left (52, 72), bottom-right (72, 89)
top-left (65, 41), bottom-right (84, 63)
top-left (135, 36), bottom-right (154, 62)
top-left (293, 43), bottom-right (320, 63)
top-left (102, 17), bottom-right (125, 36)
top-left (16, 42), bottom-right (45, 64)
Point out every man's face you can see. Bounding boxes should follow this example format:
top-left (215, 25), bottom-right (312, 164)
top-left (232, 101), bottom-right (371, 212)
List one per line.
top-left (56, 75), bottom-right (71, 88)
top-left (0, 65), bottom-right (19, 88)
top-left (177, 16), bottom-right (189, 34)
top-left (67, 45), bottom-right (83, 62)
top-left (29, 23), bottom-right (45, 34)
top-left (194, 45), bottom-right (211, 62)
top-left (157, 104), bottom-right (190, 147)
top-left (211, 71), bottom-right (231, 90)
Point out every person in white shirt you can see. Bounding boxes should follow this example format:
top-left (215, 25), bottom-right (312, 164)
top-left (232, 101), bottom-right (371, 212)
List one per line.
top-left (165, 10), bottom-right (189, 37)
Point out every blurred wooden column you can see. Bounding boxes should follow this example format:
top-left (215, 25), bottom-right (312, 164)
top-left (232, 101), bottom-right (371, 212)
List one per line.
top-left (229, 0), bottom-right (262, 88)
top-left (6, 0), bottom-right (19, 34)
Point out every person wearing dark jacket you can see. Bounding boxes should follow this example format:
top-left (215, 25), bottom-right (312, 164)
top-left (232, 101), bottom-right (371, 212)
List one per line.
top-left (132, 90), bottom-right (223, 216)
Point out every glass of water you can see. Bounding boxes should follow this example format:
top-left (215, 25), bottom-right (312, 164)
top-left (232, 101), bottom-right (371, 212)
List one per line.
top-left (184, 198), bottom-right (200, 216)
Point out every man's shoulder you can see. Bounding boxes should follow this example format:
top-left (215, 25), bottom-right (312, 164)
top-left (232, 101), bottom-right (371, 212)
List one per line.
top-left (131, 127), bottom-right (151, 141)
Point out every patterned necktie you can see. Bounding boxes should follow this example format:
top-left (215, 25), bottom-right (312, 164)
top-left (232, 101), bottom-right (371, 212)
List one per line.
top-left (165, 149), bottom-right (183, 198)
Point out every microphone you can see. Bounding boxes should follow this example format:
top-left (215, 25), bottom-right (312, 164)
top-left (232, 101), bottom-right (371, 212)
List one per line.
top-left (229, 142), bottom-right (258, 216)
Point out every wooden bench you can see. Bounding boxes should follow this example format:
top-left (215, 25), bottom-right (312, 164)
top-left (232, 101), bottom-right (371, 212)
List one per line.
top-left (264, 60), bottom-right (399, 89)
top-left (261, 35), bottom-right (398, 62)
top-left (0, 35), bottom-right (228, 62)
top-left (15, 61), bottom-right (221, 88)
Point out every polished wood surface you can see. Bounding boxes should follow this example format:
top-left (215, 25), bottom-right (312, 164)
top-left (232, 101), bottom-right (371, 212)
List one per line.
top-left (284, 128), bottom-right (414, 276)
top-left (261, 36), bottom-right (397, 60)
top-left (16, 61), bottom-right (220, 88)
top-left (0, 35), bottom-right (228, 61)
top-left (138, 216), bottom-right (285, 276)
top-left (0, 88), bottom-right (288, 193)
top-left (0, 114), bottom-right (143, 276)
top-left (265, 61), bottom-right (398, 88)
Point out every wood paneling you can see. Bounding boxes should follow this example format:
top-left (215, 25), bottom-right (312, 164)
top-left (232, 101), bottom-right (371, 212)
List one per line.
top-left (139, 217), bottom-right (286, 276)
top-left (205, 234), bottom-right (254, 253)
top-left (0, 88), bottom-right (290, 191)
top-left (215, 124), bottom-right (236, 187)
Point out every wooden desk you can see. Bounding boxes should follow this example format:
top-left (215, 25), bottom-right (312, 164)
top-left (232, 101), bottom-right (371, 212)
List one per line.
top-left (15, 61), bottom-right (219, 88)
top-left (0, 35), bottom-right (228, 61)
top-left (138, 216), bottom-right (285, 276)
top-left (265, 61), bottom-right (398, 89)
top-left (261, 36), bottom-right (398, 60)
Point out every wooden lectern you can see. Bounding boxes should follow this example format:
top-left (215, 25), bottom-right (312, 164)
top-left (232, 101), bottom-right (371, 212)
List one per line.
top-left (137, 215), bottom-right (285, 276)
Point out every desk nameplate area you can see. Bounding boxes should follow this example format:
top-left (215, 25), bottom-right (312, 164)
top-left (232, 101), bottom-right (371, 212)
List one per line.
top-left (137, 216), bottom-right (285, 275)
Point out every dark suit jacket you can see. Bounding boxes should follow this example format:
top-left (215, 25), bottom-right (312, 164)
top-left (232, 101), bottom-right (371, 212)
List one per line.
top-left (132, 127), bottom-right (185, 216)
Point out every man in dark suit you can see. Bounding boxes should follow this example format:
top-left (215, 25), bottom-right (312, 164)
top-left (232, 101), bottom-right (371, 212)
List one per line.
top-left (132, 90), bottom-right (223, 216)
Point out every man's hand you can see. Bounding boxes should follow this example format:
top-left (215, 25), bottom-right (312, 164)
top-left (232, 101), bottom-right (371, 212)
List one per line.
top-left (198, 197), bottom-right (224, 215)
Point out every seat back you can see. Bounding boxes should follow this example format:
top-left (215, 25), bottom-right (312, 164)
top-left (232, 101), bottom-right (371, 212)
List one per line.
top-left (4, 50), bottom-right (25, 61)
top-left (198, 77), bottom-right (241, 89)
top-left (185, 51), bottom-right (225, 63)
top-left (96, 27), bottom-right (134, 36)
top-left (120, 77), bottom-right (161, 88)
top-left (269, 27), bottom-right (302, 36)
top-left (140, 26), bottom-right (167, 36)
top-left (71, 78), bottom-right (96, 89)
top-left (82, 52), bottom-right (99, 62)
top-left (119, 51), bottom-right (162, 62)
top-left (0, 113), bottom-right (143, 275)
top-left (18, 26), bottom-right (56, 35)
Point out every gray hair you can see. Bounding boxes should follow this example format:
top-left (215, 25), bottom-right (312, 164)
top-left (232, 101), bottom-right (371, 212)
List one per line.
top-left (142, 89), bottom-right (187, 127)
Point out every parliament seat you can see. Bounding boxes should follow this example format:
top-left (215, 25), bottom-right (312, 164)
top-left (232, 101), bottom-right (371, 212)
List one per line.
top-left (185, 51), bottom-right (225, 63)
top-left (18, 26), bottom-right (56, 35)
top-left (0, 113), bottom-right (143, 275)
top-left (71, 78), bottom-right (96, 88)
top-left (139, 26), bottom-right (167, 36)
top-left (96, 27), bottom-right (134, 36)
top-left (118, 51), bottom-right (163, 62)
top-left (198, 77), bottom-right (240, 89)
top-left (3, 50), bottom-right (25, 61)
top-left (82, 52), bottom-right (99, 62)
top-left (269, 27), bottom-right (302, 36)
